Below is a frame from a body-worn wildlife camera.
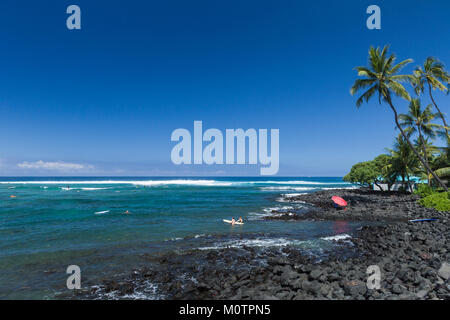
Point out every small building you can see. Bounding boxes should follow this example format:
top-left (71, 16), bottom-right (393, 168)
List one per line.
top-left (373, 176), bottom-right (425, 192)
top-left (373, 182), bottom-right (416, 192)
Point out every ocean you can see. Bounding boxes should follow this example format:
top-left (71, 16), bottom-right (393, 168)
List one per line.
top-left (0, 177), bottom-right (361, 299)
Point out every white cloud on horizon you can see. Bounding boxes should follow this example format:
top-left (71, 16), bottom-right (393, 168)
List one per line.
top-left (17, 160), bottom-right (94, 172)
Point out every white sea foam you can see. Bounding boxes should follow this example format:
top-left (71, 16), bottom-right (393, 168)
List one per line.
top-left (282, 193), bottom-right (307, 198)
top-left (276, 196), bottom-right (307, 203)
top-left (198, 237), bottom-right (324, 251)
top-left (199, 237), bottom-right (296, 250)
top-left (93, 281), bottom-right (162, 300)
top-left (250, 180), bottom-right (351, 185)
top-left (0, 181), bottom-right (125, 185)
top-left (320, 186), bottom-right (358, 190)
top-left (321, 234), bottom-right (352, 241)
top-left (0, 179), bottom-right (355, 190)
top-left (259, 186), bottom-right (315, 191)
top-left (261, 185), bottom-right (357, 192)
top-left (131, 180), bottom-right (233, 187)
top-left (61, 187), bottom-right (110, 191)
top-left (0, 179), bottom-right (233, 187)
top-left (166, 237), bottom-right (183, 241)
top-left (248, 205), bottom-right (299, 220)
top-left (276, 193), bottom-right (307, 203)
top-left (262, 205), bottom-right (295, 213)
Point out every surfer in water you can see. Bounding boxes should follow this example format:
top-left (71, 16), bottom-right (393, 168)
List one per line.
top-left (123, 210), bottom-right (131, 215)
top-left (231, 217), bottom-right (236, 225)
top-left (237, 217), bottom-right (243, 223)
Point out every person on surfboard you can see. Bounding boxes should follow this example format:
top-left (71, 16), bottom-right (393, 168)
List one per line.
top-left (231, 217), bottom-right (236, 225)
top-left (237, 217), bottom-right (243, 223)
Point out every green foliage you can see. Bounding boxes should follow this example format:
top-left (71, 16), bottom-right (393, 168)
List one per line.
top-left (343, 161), bottom-right (379, 187)
top-left (373, 154), bottom-right (391, 170)
top-left (431, 152), bottom-right (450, 171)
top-left (387, 134), bottom-right (420, 181)
top-left (414, 184), bottom-right (434, 198)
top-left (350, 45), bottom-right (413, 106)
top-left (373, 154), bottom-right (396, 184)
top-left (418, 191), bottom-right (450, 211)
top-left (413, 57), bottom-right (450, 95)
top-left (344, 154), bottom-right (401, 189)
top-left (399, 98), bottom-right (441, 141)
top-left (434, 167), bottom-right (450, 179)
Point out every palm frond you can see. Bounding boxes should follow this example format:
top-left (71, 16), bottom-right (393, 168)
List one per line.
top-left (434, 167), bottom-right (450, 178)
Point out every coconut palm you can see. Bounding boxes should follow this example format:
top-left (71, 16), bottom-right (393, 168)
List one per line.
top-left (431, 136), bottom-right (450, 185)
top-left (399, 98), bottom-right (442, 171)
top-left (386, 135), bottom-right (420, 191)
top-left (414, 137), bottom-right (439, 164)
top-left (412, 57), bottom-right (450, 136)
top-left (350, 45), bottom-right (448, 191)
top-left (434, 167), bottom-right (450, 181)
top-left (414, 138), bottom-right (440, 184)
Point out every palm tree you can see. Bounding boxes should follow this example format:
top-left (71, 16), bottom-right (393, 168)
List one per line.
top-left (412, 57), bottom-right (450, 137)
top-left (386, 135), bottom-right (420, 191)
top-left (399, 98), bottom-right (442, 177)
top-left (431, 136), bottom-right (450, 185)
top-left (414, 138), bottom-right (440, 184)
top-left (350, 45), bottom-right (448, 191)
top-left (414, 137), bottom-right (439, 165)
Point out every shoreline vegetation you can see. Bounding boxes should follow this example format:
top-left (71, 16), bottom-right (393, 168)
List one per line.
top-left (68, 187), bottom-right (449, 300)
top-left (347, 46), bottom-right (450, 212)
top-left (350, 46), bottom-right (450, 193)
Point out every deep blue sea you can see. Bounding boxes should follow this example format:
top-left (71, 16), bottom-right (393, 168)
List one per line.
top-left (0, 177), bottom-right (361, 299)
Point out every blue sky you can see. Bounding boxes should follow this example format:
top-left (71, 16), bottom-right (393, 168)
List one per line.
top-left (0, 0), bottom-right (449, 176)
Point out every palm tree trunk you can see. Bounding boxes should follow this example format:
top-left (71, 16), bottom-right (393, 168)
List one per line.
top-left (428, 83), bottom-right (449, 137)
top-left (417, 129), bottom-right (431, 186)
top-left (387, 98), bottom-right (449, 191)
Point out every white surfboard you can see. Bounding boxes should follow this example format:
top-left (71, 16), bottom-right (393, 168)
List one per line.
top-left (95, 210), bottom-right (110, 215)
top-left (223, 219), bottom-right (244, 225)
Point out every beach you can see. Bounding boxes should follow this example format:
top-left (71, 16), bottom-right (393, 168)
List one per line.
top-left (64, 188), bottom-right (449, 300)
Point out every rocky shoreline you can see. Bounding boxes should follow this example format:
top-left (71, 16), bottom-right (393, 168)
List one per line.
top-left (267, 188), bottom-right (444, 222)
top-left (71, 189), bottom-right (449, 300)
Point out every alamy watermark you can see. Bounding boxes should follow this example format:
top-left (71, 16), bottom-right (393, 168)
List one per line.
top-left (64, 5), bottom-right (379, 31)
top-left (66, 265), bottom-right (81, 289)
top-left (171, 121), bottom-right (279, 175)
top-left (366, 5), bottom-right (381, 30)
top-left (366, 265), bottom-right (381, 290)
top-left (66, 5), bottom-right (81, 30)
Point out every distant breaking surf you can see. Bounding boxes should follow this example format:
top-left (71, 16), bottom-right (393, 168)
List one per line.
top-left (0, 179), bottom-right (233, 187)
top-left (0, 179), bottom-right (353, 188)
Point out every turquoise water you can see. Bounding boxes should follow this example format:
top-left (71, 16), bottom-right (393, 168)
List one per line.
top-left (0, 177), bottom-right (360, 299)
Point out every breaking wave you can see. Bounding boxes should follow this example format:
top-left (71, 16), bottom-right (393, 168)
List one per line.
top-left (0, 180), bottom-right (233, 187)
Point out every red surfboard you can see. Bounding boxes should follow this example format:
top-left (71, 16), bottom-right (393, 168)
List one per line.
top-left (331, 196), bottom-right (347, 207)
